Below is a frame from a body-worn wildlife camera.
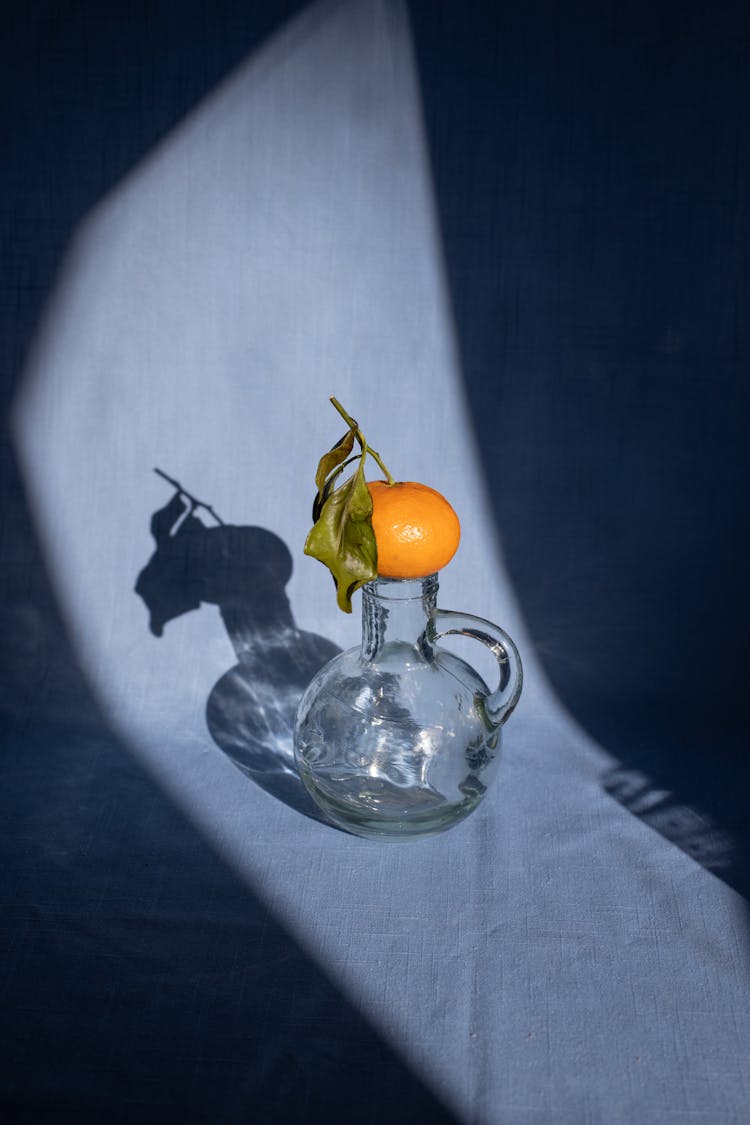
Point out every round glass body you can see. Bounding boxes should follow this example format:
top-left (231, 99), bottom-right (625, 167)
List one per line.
top-left (294, 575), bottom-right (522, 840)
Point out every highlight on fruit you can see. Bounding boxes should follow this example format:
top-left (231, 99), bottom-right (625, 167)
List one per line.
top-left (304, 397), bottom-right (460, 612)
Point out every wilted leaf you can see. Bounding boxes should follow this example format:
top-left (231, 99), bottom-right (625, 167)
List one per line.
top-left (304, 458), bottom-right (377, 613)
top-left (315, 428), bottom-right (356, 493)
top-left (312, 454), bottom-right (359, 521)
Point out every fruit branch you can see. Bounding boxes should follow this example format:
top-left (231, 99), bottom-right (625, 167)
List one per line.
top-left (329, 396), bottom-right (395, 485)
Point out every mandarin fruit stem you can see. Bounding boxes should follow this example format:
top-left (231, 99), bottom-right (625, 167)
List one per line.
top-left (329, 396), bottom-right (396, 486)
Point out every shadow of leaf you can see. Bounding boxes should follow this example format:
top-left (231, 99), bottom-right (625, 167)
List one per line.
top-left (135, 478), bottom-right (340, 822)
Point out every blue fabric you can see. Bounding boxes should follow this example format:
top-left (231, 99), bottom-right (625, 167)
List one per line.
top-left (2, 2), bottom-right (749, 1122)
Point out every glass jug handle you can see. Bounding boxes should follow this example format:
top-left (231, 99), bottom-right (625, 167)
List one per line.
top-left (427, 610), bottom-right (523, 727)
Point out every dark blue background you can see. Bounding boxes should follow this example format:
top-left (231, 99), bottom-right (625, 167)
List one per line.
top-left (1, 0), bottom-right (748, 1118)
top-left (411, 0), bottom-right (750, 891)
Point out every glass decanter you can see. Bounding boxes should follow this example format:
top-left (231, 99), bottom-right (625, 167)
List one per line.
top-left (294, 574), bottom-right (523, 839)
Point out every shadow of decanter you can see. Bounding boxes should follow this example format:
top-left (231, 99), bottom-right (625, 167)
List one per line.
top-left (134, 471), bottom-right (340, 822)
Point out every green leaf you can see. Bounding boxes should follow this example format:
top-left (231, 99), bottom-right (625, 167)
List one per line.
top-left (315, 427), bottom-right (356, 494)
top-left (312, 454), bottom-right (360, 522)
top-left (304, 458), bottom-right (377, 613)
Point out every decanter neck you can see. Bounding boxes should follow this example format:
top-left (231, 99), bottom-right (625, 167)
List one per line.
top-left (361, 575), bottom-right (438, 660)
